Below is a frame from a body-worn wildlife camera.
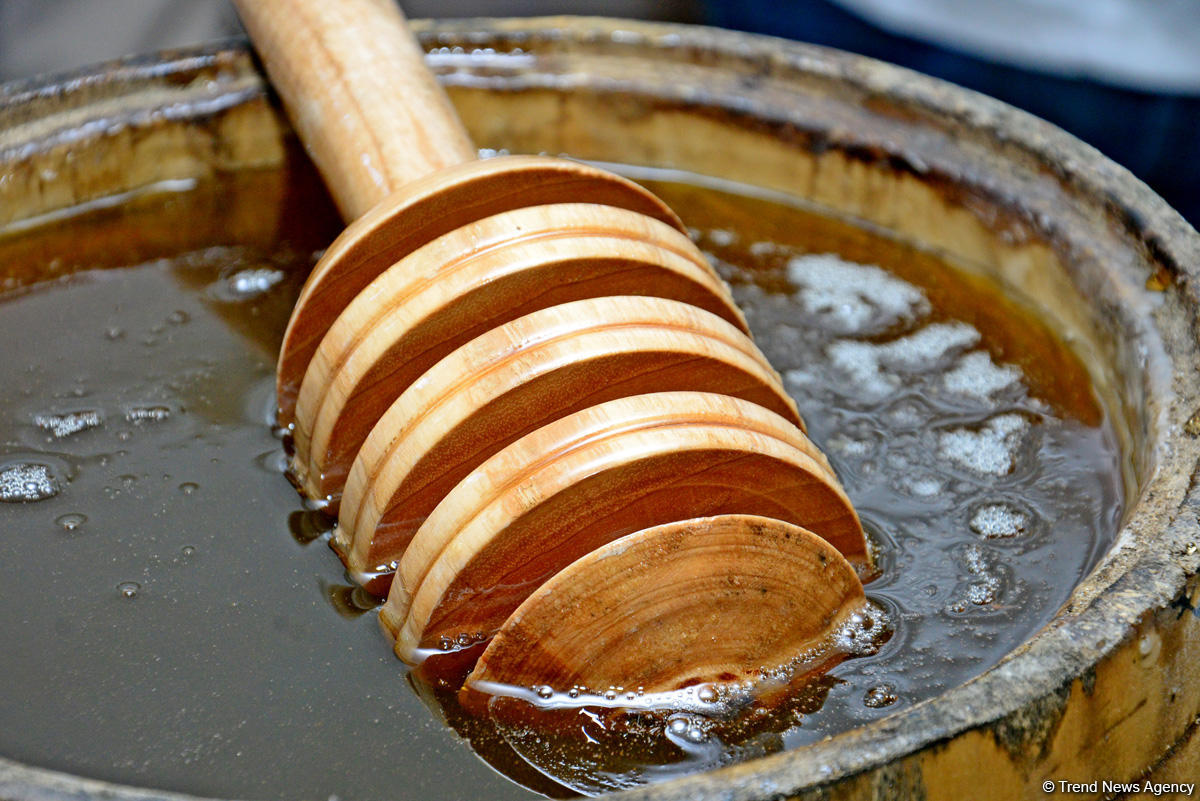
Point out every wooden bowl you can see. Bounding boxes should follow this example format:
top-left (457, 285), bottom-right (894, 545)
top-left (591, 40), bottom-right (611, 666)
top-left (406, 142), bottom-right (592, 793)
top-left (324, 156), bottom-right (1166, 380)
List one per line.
top-left (0, 17), bottom-right (1197, 801)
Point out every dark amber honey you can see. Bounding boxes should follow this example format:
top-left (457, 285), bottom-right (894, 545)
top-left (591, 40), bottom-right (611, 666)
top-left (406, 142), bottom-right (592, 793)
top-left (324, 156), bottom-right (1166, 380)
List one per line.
top-left (0, 161), bottom-right (1122, 799)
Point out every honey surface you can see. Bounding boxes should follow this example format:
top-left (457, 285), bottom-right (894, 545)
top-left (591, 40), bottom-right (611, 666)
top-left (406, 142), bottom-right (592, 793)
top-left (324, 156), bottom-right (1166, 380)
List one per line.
top-left (0, 164), bottom-right (1122, 799)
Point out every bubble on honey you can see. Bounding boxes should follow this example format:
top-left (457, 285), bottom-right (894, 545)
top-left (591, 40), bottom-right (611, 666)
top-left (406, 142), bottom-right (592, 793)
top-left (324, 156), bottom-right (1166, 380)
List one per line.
top-left (903, 474), bottom-right (945, 498)
top-left (749, 241), bottom-right (782, 258)
top-left (126, 406), bottom-right (171, 423)
top-left (56, 512), bottom-right (87, 531)
top-left (33, 409), bottom-right (102, 438)
top-left (211, 267), bottom-right (286, 302)
top-left (863, 684), bottom-right (897, 708)
top-left (706, 229), bottom-right (737, 247)
top-left (786, 253), bottom-right (929, 335)
top-left (117, 581), bottom-right (140, 599)
top-left (832, 601), bottom-right (891, 656)
top-left (166, 310), bottom-right (190, 326)
top-left (826, 432), bottom-right (875, 458)
top-left (969, 503), bottom-right (1031, 539)
top-left (0, 462), bottom-right (59, 502)
top-left (948, 544), bottom-right (1005, 613)
top-left (884, 398), bottom-right (929, 428)
top-left (943, 350), bottom-right (1022, 399)
top-left (938, 413), bottom-right (1029, 475)
top-left (178, 482), bottom-right (199, 495)
top-left (665, 713), bottom-right (709, 744)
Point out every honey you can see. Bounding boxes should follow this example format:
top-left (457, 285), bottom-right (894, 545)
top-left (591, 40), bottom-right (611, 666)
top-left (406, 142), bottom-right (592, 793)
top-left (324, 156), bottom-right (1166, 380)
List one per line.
top-left (0, 161), bottom-right (1122, 799)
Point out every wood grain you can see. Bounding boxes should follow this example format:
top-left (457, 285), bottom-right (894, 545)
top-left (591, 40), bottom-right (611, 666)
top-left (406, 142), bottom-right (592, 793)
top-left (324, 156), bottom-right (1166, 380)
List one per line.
top-left (274, 157), bottom-right (684, 424)
top-left (289, 206), bottom-right (755, 502)
top-left (233, 0), bottom-right (474, 218)
top-left (332, 297), bottom-right (813, 584)
top-left (378, 391), bottom-right (865, 663)
top-left (467, 514), bottom-right (865, 694)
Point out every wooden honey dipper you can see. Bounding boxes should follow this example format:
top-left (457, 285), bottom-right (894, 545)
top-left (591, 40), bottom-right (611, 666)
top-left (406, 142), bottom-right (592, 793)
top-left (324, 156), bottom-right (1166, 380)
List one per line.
top-left (234, 0), bottom-right (872, 696)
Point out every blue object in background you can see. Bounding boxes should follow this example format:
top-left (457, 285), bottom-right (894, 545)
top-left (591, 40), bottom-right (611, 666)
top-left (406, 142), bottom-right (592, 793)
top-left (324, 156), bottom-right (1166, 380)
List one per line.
top-left (707, 0), bottom-right (1200, 227)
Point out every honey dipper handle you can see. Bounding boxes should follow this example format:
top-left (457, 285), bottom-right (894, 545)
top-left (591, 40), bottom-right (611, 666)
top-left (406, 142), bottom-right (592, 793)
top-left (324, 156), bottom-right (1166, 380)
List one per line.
top-left (233, 0), bottom-right (476, 220)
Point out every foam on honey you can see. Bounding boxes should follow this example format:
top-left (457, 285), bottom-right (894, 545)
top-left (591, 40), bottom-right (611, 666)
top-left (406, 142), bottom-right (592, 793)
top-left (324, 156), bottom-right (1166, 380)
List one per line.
top-left (938, 414), bottom-right (1030, 476)
top-left (943, 350), bottom-right (1022, 399)
top-left (126, 406), bottom-right (172, 423)
top-left (786, 253), bottom-right (929, 335)
top-left (969, 502), bottom-right (1032, 539)
top-left (33, 410), bottom-right (102, 439)
top-left (0, 462), bottom-right (59, 502)
top-left (948, 544), bottom-right (1007, 612)
top-left (826, 322), bottom-right (980, 401)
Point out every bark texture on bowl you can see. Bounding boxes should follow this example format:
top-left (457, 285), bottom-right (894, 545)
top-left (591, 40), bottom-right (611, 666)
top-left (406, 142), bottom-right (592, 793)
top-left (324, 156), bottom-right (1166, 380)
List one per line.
top-left (0, 18), bottom-right (1198, 801)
